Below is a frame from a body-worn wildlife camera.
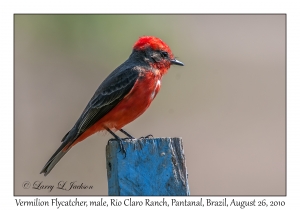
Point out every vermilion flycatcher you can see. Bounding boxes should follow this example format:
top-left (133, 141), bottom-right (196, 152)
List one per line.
top-left (40, 36), bottom-right (184, 176)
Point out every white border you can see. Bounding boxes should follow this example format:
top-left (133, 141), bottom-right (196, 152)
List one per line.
top-left (2, 0), bottom-right (299, 209)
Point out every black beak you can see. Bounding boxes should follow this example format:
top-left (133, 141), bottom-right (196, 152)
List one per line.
top-left (171, 59), bottom-right (184, 66)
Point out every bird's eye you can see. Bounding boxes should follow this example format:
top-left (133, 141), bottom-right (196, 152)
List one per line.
top-left (161, 51), bottom-right (169, 58)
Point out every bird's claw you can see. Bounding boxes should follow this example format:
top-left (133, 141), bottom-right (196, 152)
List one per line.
top-left (118, 140), bottom-right (127, 158)
top-left (122, 137), bottom-right (135, 141)
top-left (138, 134), bottom-right (154, 140)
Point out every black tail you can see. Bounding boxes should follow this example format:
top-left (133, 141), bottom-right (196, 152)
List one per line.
top-left (40, 134), bottom-right (72, 176)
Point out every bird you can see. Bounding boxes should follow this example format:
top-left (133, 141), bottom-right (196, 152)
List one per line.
top-left (40, 36), bottom-right (184, 176)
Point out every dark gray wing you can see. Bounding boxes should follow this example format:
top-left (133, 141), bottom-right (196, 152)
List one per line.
top-left (41, 67), bottom-right (140, 176)
top-left (73, 67), bottom-right (140, 139)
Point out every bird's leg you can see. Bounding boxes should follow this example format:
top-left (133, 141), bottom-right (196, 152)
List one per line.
top-left (105, 127), bottom-right (126, 157)
top-left (119, 128), bottom-right (152, 140)
top-left (119, 128), bottom-right (135, 140)
top-left (138, 134), bottom-right (154, 140)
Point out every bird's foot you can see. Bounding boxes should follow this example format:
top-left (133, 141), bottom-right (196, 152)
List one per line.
top-left (122, 137), bottom-right (135, 141)
top-left (118, 140), bottom-right (126, 158)
top-left (138, 134), bottom-right (154, 140)
top-left (105, 127), bottom-right (127, 158)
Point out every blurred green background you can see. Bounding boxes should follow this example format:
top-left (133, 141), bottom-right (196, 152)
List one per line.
top-left (15, 14), bottom-right (285, 195)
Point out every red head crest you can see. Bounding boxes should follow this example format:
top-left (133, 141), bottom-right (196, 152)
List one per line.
top-left (133, 36), bottom-right (174, 58)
